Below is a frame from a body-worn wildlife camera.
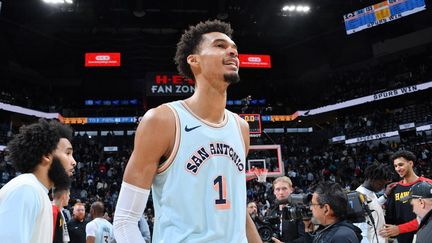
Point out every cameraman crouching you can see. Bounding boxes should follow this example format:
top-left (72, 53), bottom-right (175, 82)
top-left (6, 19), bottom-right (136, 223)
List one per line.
top-left (304, 182), bottom-right (362, 243)
top-left (268, 176), bottom-right (306, 243)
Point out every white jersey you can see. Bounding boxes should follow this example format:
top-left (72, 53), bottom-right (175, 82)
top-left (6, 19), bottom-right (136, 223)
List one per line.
top-left (0, 173), bottom-right (53, 243)
top-left (86, 217), bottom-right (115, 243)
top-left (354, 185), bottom-right (387, 243)
top-left (152, 101), bottom-right (247, 243)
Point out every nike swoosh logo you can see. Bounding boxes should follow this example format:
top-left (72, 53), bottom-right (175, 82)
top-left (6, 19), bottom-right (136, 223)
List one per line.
top-left (185, 125), bottom-right (201, 132)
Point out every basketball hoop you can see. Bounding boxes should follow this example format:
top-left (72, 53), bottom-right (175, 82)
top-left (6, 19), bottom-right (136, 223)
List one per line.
top-left (254, 168), bottom-right (268, 183)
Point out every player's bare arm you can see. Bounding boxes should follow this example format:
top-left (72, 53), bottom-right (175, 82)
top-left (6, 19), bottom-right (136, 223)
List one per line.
top-left (123, 104), bottom-right (176, 189)
top-left (114, 104), bottom-right (176, 243)
top-left (86, 236), bottom-right (95, 243)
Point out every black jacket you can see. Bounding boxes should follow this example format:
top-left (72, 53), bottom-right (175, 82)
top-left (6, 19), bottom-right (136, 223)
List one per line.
top-left (304, 220), bottom-right (362, 243)
top-left (417, 209), bottom-right (432, 243)
top-left (267, 206), bottom-right (306, 243)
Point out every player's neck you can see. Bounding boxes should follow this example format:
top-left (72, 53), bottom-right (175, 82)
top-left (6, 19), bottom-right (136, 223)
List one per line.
top-left (33, 167), bottom-right (53, 190)
top-left (53, 199), bottom-right (63, 208)
top-left (403, 171), bottom-right (419, 184)
top-left (185, 84), bottom-right (227, 124)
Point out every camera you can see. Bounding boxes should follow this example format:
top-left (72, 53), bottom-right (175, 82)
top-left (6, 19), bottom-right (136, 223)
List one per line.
top-left (255, 215), bottom-right (280, 242)
top-left (276, 191), bottom-right (368, 223)
top-left (256, 193), bottom-right (313, 241)
top-left (276, 193), bottom-right (313, 221)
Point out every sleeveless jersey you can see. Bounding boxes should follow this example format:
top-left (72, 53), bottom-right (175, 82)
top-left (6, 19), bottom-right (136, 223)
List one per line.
top-left (0, 173), bottom-right (53, 243)
top-left (152, 101), bottom-right (247, 243)
top-left (86, 217), bottom-right (114, 243)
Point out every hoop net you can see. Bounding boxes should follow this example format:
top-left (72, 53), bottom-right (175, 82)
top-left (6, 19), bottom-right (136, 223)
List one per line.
top-left (253, 168), bottom-right (268, 183)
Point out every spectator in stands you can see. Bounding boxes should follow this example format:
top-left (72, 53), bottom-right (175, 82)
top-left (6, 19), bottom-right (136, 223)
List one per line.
top-left (247, 201), bottom-right (264, 225)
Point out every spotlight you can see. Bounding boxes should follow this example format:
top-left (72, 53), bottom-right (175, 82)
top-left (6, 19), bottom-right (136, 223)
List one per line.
top-left (42, 0), bottom-right (73, 4)
top-left (281, 4), bottom-right (311, 13)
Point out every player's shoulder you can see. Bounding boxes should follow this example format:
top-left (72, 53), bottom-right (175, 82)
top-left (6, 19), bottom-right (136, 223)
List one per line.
top-left (420, 177), bottom-right (432, 183)
top-left (142, 103), bottom-right (175, 122)
top-left (229, 111), bottom-right (248, 128)
top-left (137, 104), bottom-right (176, 130)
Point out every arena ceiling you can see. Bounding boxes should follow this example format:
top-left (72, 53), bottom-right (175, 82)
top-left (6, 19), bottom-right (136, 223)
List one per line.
top-left (1, 0), bottom-right (431, 103)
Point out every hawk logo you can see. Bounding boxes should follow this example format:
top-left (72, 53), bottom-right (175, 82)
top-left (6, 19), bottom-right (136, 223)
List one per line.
top-left (185, 125), bottom-right (201, 132)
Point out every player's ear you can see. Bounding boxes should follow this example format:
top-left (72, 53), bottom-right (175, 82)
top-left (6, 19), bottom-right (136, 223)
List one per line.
top-left (41, 154), bottom-right (52, 167)
top-left (187, 54), bottom-right (200, 67)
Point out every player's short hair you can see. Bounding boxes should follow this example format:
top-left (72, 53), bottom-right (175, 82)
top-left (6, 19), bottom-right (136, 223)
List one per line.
top-left (7, 119), bottom-right (73, 173)
top-left (91, 201), bottom-right (105, 215)
top-left (174, 19), bottom-right (233, 81)
top-left (390, 150), bottom-right (416, 164)
top-left (313, 182), bottom-right (348, 220)
top-left (52, 187), bottom-right (70, 199)
top-left (273, 176), bottom-right (293, 189)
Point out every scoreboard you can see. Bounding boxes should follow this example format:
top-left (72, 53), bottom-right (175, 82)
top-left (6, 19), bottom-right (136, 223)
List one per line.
top-left (239, 114), bottom-right (262, 135)
top-left (344, 0), bottom-right (426, 35)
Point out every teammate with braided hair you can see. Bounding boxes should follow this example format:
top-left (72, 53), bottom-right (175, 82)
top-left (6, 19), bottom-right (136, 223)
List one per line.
top-left (354, 163), bottom-right (393, 243)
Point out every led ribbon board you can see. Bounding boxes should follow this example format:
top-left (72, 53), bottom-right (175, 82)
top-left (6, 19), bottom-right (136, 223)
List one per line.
top-left (239, 114), bottom-right (262, 134)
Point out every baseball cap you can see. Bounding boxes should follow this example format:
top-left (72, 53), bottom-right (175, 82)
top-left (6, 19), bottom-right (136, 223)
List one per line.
top-left (400, 181), bottom-right (432, 202)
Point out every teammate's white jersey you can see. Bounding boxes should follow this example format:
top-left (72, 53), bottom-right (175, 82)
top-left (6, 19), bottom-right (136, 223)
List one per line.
top-left (152, 100), bottom-right (247, 243)
top-left (86, 217), bottom-right (115, 243)
top-left (0, 173), bottom-right (53, 243)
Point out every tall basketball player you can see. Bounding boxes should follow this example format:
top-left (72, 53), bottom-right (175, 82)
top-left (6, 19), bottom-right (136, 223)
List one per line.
top-left (113, 20), bottom-right (261, 242)
top-left (0, 119), bottom-right (76, 243)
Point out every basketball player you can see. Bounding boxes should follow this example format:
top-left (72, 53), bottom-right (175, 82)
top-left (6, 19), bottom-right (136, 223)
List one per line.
top-left (52, 187), bottom-right (71, 243)
top-left (0, 119), bottom-right (76, 243)
top-left (113, 20), bottom-right (261, 242)
top-left (86, 202), bottom-right (115, 243)
top-left (379, 150), bottom-right (432, 243)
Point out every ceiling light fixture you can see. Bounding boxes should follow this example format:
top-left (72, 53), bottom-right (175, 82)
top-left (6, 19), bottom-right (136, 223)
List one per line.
top-left (281, 4), bottom-right (311, 13)
top-left (42, 0), bottom-right (73, 4)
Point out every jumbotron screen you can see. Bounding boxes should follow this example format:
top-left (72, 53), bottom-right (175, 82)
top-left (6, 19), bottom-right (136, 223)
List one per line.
top-left (343, 0), bottom-right (426, 35)
top-left (239, 114), bottom-right (262, 135)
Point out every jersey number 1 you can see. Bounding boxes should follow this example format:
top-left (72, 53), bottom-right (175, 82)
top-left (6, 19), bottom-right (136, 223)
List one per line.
top-left (213, 175), bottom-right (231, 209)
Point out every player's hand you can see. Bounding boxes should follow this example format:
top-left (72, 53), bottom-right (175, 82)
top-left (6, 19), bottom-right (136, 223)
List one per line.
top-left (271, 237), bottom-right (283, 243)
top-left (379, 224), bottom-right (400, 238)
top-left (384, 182), bottom-right (398, 197)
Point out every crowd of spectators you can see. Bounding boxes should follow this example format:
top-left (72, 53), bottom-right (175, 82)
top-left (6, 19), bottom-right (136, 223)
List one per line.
top-left (306, 47), bottom-right (432, 110)
top-left (1, 44), bottom-right (432, 240)
top-left (1, 119), bottom-right (431, 239)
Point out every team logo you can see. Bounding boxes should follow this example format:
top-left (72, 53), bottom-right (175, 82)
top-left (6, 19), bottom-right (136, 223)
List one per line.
top-left (185, 142), bottom-right (244, 174)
